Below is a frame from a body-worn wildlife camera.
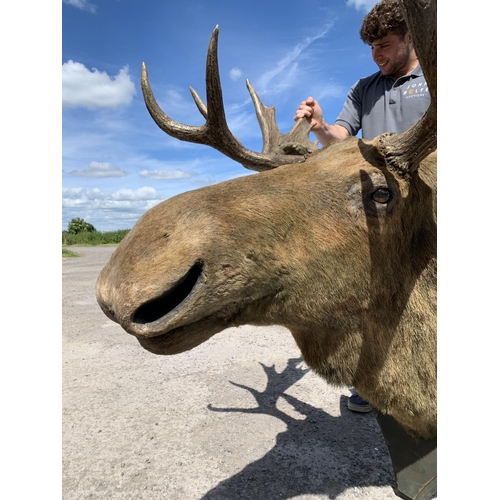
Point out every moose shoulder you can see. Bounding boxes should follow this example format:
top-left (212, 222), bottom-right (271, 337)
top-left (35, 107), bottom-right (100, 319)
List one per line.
top-left (96, 0), bottom-right (437, 441)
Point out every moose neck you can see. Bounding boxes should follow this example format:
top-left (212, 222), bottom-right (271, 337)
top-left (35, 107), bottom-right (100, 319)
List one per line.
top-left (285, 250), bottom-right (436, 439)
top-left (279, 164), bottom-right (437, 439)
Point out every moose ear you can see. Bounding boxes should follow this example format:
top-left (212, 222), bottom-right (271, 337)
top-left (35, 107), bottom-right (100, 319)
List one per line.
top-left (372, 133), bottom-right (410, 180)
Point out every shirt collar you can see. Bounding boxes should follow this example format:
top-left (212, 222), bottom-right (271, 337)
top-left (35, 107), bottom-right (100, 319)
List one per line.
top-left (382, 63), bottom-right (423, 83)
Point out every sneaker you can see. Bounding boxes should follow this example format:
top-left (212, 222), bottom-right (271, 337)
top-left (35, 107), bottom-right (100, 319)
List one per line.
top-left (347, 394), bottom-right (373, 413)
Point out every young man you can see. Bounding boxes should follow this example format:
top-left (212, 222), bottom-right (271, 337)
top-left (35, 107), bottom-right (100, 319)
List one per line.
top-left (294, 0), bottom-right (431, 413)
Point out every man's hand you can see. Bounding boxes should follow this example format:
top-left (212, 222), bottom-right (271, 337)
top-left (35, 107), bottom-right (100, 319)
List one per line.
top-left (294, 96), bottom-right (350, 145)
top-left (294, 97), bottom-right (323, 130)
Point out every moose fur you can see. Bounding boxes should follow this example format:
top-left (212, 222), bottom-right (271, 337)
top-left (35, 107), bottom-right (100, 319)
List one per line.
top-left (96, 136), bottom-right (436, 440)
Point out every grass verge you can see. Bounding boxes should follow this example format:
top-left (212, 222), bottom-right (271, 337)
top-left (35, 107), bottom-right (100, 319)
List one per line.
top-left (63, 248), bottom-right (82, 258)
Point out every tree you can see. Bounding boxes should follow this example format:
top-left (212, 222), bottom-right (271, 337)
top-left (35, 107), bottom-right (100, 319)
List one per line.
top-left (67, 217), bottom-right (96, 235)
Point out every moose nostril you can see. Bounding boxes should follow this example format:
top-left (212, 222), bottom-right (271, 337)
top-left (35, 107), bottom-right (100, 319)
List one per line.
top-left (132, 261), bottom-right (204, 325)
top-left (97, 300), bottom-right (117, 321)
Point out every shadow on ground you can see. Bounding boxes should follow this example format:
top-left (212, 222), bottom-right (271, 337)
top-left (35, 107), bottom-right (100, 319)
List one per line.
top-left (200, 358), bottom-right (397, 499)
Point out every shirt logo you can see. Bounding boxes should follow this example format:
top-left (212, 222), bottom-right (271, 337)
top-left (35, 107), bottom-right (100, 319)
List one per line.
top-left (403, 80), bottom-right (428, 98)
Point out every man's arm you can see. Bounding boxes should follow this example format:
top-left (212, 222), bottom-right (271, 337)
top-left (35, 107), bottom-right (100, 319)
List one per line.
top-left (294, 97), bottom-right (350, 145)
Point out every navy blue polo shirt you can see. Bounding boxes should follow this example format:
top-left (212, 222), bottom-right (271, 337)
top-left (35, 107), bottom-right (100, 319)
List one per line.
top-left (334, 64), bottom-right (431, 140)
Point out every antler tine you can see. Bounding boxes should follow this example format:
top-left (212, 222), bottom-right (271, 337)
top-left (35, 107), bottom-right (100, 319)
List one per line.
top-left (142, 26), bottom-right (316, 172)
top-left (189, 87), bottom-right (207, 119)
top-left (201, 26), bottom-right (250, 156)
top-left (246, 79), bottom-right (275, 154)
top-left (247, 80), bottom-right (319, 155)
top-left (380, 0), bottom-right (437, 178)
top-left (141, 62), bottom-right (206, 143)
top-left (204, 26), bottom-right (228, 129)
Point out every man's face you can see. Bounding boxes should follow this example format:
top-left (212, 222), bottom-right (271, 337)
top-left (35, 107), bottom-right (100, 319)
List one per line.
top-left (371, 32), bottom-right (412, 78)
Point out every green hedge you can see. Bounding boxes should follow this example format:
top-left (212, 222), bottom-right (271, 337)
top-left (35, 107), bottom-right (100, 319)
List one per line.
top-left (62, 229), bottom-right (130, 246)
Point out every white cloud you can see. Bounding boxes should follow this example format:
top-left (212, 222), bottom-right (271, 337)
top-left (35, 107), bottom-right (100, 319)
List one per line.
top-left (226, 110), bottom-right (257, 137)
top-left (62, 61), bottom-right (136, 109)
top-left (69, 161), bottom-right (127, 178)
top-left (62, 186), bottom-right (162, 218)
top-left (346, 0), bottom-right (378, 13)
top-left (229, 67), bottom-right (243, 81)
top-left (63, 187), bottom-right (89, 200)
top-left (315, 82), bottom-right (345, 101)
top-left (62, 186), bottom-right (164, 231)
top-left (63, 0), bottom-right (97, 14)
top-left (138, 169), bottom-right (195, 180)
top-left (111, 187), bottom-right (161, 201)
top-left (256, 23), bottom-right (334, 95)
top-left (62, 186), bottom-right (162, 203)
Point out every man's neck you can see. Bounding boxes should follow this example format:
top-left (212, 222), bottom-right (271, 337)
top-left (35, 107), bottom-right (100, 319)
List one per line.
top-left (391, 56), bottom-right (419, 79)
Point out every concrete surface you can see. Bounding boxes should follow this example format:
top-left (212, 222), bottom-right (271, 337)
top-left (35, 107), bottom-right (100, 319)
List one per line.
top-left (63, 245), bottom-right (408, 500)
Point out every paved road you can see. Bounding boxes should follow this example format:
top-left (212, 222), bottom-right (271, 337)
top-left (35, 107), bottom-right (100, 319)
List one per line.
top-left (63, 246), bottom-right (402, 500)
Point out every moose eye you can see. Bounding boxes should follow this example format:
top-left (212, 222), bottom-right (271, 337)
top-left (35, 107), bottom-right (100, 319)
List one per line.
top-left (372, 188), bottom-right (391, 204)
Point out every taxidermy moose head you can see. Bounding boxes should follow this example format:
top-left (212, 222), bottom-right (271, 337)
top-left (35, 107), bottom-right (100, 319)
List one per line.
top-left (96, 0), bottom-right (437, 440)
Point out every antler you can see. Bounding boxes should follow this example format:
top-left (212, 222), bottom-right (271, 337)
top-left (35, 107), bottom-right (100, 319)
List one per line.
top-left (379, 0), bottom-right (437, 178)
top-left (141, 26), bottom-right (319, 172)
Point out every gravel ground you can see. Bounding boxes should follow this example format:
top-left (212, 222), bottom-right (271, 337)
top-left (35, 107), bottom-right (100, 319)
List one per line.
top-left (63, 246), bottom-right (418, 500)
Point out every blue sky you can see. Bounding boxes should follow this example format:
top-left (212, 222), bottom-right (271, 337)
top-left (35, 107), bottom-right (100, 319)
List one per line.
top-left (62, 0), bottom-right (383, 232)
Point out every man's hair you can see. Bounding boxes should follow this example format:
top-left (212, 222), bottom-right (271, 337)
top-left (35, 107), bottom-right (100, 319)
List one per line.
top-left (359, 0), bottom-right (408, 45)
